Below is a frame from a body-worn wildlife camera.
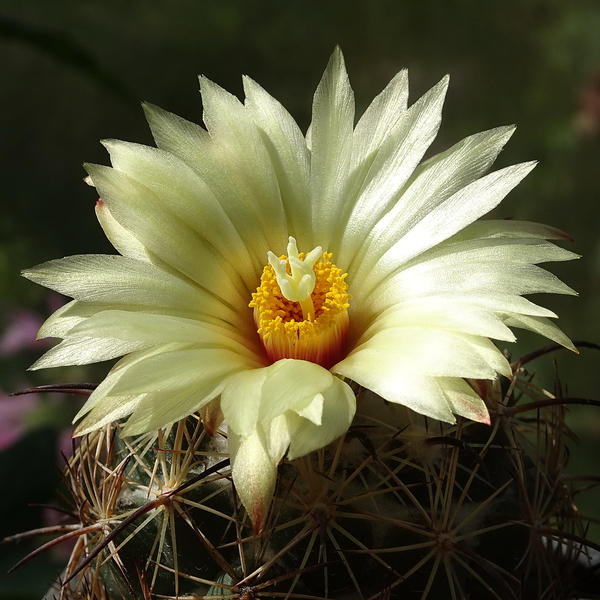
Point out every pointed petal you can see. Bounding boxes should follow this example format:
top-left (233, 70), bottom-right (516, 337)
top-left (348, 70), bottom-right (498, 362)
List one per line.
top-left (95, 199), bottom-right (152, 262)
top-left (74, 347), bottom-right (258, 435)
top-left (353, 161), bottom-right (538, 307)
top-left (401, 237), bottom-right (578, 268)
top-left (359, 259), bottom-right (576, 318)
top-left (143, 101), bottom-right (210, 160)
top-left (353, 327), bottom-right (511, 380)
top-left (334, 350), bottom-right (455, 423)
top-left (73, 346), bottom-right (170, 421)
top-left (430, 293), bottom-right (558, 318)
top-left (309, 47), bottom-right (355, 248)
top-left (359, 298), bottom-right (516, 344)
top-left (451, 219), bottom-right (574, 243)
top-left (37, 300), bottom-right (84, 339)
top-left (242, 76), bottom-right (311, 247)
top-left (265, 414), bottom-right (292, 465)
top-left (23, 255), bottom-right (248, 331)
top-left (346, 125), bottom-right (516, 273)
top-left (221, 368), bottom-right (268, 437)
top-left (439, 378), bottom-right (491, 424)
top-left (122, 382), bottom-right (227, 436)
top-left (74, 395), bottom-right (145, 435)
top-left (351, 69), bottom-right (409, 169)
top-left (66, 310), bottom-right (261, 361)
top-left (144, 103), bottom-right (273, 264)
top-left (85, 164), bottom-right (249, 309)
top-left (199, 76), bottom-right (288, 254)
top-left (229, 428), bottom-right (276, 533)
top-left (107, 348), bottom-right (258, 396)
top-left (102, 139), bottom-right (259, 287)
top-left (337, 76), bottom-right (449, 263)
top-left (502, 313), bottom-right (576, 351)
top-left (29, 336), bottom-right (150, 370)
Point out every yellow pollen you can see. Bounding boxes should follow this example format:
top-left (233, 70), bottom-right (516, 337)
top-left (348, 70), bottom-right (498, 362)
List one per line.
top-left (250, 243), bottom-right (351, 369)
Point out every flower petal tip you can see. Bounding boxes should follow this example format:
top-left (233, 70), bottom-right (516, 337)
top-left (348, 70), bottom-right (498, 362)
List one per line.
top-left (71, 424), bottom-right (87, 438)
top-left (250, 505), bottom-right (267, 535)
top-left (480, 412), bottom-right (492, 426)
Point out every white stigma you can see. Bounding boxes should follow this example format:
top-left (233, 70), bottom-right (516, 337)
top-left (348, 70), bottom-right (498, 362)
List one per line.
top-left (268, 237), bottom-right (322, 303)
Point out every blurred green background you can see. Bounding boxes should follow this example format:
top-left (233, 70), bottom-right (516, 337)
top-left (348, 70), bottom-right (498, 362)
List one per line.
top-left (1, 1), bottom-right (600, 597)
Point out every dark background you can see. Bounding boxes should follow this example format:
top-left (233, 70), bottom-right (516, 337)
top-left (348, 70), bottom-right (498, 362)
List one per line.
top-left (1, 1), bottom-right (600, 597)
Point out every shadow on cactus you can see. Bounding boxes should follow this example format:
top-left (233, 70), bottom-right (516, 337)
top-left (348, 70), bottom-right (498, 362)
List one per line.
top-left (4, 344), bottom-right (600, 600)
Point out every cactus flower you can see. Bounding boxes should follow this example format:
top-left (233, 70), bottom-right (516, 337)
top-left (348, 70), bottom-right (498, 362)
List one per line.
top-left (23, 48), bottom-right (577, 528)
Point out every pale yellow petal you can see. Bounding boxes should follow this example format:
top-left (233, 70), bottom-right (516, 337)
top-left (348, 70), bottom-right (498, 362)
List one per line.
top-left (287, 377), bottom-right (356, 460)
top-left (335, 350), bottom-right (455, 423)
top-left (221, 368), bottom-right (268, 437)
top-left (229, 428), bottom-right (276, 533)
top-left (257, 360), bottom-right (332, 424)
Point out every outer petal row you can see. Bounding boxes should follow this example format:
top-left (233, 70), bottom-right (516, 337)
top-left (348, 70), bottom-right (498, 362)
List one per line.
top-left (74, 344), bottom-right (262, 435)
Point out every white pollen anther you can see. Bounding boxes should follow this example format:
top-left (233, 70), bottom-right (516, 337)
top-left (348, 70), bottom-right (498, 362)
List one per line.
top-left (267, 237), bottom-right (322, 303)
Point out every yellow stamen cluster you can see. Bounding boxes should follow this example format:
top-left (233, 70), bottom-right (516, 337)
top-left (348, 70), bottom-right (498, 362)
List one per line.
top-left (250, 249), bottom-right (351, 369)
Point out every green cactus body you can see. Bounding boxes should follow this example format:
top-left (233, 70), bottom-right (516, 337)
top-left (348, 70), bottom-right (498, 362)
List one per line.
top-left (44, 370), bottom-right (592, 600)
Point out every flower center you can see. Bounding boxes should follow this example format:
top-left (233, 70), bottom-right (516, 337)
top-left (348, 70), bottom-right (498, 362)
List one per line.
top-left (250, 237), bottom-right (350, 369)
